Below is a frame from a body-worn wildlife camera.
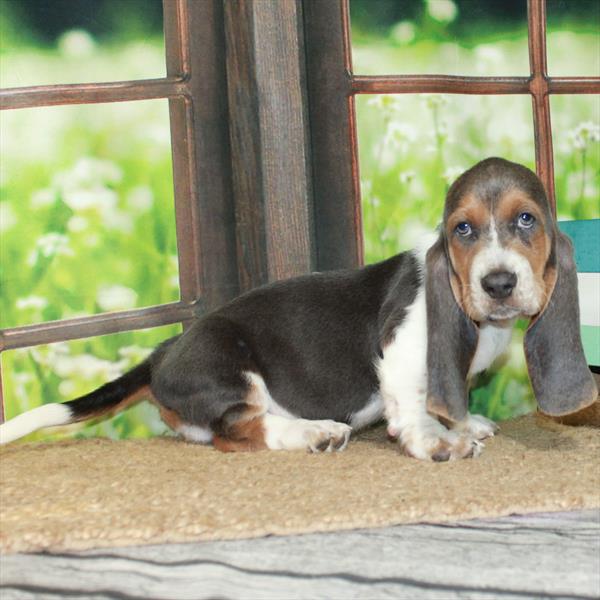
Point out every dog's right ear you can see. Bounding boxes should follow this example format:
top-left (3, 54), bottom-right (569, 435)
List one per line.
top-left (425, 235), bottom-right (479, 422)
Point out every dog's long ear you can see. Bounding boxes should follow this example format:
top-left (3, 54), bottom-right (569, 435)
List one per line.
top-left (524, 230), bottom-right (598, 416)
top-left (425, 235), bottom-right (479, 422)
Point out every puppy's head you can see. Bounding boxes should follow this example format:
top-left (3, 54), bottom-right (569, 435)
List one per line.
top-left (443, 157), bottom-right (554, 323)
top-left (426, 157), bottom-right (597, 421)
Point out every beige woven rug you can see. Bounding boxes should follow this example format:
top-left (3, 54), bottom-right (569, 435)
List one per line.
top-left (1, 414), bottom-right (599, 554)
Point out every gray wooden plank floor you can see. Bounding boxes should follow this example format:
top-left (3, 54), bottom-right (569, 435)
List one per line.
top-left (1, 510), bottom-right (598, 600)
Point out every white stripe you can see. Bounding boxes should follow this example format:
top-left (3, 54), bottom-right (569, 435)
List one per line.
top-left (0, 404), bottom-right (71, 444)
top-left (577, 273), bottom-right (600, 327)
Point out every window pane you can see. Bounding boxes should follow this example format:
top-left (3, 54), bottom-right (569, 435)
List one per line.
top-left (0, 100), bottom-right (179, 329)
top-left (356, 93), bottom-right (534, 263)
top-left (0, 0), bottom-right (165, 88)
top-left (350, 0), bottom-right (529, 76)
top-left (551, 96), bottom-right (600, 220)
top-left (547, 0), bottom-right (600, 76)
top-left (1, 324), bottom-right (180, 442)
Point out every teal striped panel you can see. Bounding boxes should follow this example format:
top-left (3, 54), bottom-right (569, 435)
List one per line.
top-left (558, 220), bottom-right (600, 273)
top-left (581, 325), bottom-right (600, 366)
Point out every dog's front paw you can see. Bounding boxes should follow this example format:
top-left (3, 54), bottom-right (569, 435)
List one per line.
top-left (263, 416), bottom-right (352, 452)
top-left (452, 413), bottom-right (498, 440)
top-left (392, 419), bottom-right (483, 461)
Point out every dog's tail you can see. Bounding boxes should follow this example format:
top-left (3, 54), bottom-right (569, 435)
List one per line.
top-left (0, 360), bottom-right (152, 444)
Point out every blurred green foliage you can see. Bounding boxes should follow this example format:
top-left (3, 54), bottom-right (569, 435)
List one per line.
top-left (0, 0), bottom-right (598, 442)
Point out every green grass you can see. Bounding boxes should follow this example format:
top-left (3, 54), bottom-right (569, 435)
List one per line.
top-left (0, 22), bottom-right (598, 441)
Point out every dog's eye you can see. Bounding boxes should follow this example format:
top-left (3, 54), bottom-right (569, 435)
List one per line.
top-left (518, 212), bottom-right (535, 229)
top-left (455, 222), bottom-right (472, 236)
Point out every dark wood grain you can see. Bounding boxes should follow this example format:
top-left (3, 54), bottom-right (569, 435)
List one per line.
top-left (304, 0), bottom-right (363, 270)
top-left (224, 0), bottom-right (314, 290)
top-left (165, 0), bottom-right (240, 308)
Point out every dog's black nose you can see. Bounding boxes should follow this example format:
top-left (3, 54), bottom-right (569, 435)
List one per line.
top-left (481, 271), bottom-right (517, 299)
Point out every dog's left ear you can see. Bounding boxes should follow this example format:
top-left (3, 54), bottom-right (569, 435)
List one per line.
top-left (425, 235), bottom-right (479, 422)
top-left (524, 230), bottom-right (598, 416)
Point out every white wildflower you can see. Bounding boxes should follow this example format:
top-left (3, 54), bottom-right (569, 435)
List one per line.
top-left (102, 209), bottom-right (134, 233)
top-left (421, 94), bottom-right (450, 109)
top-left (13, 372), bottom-right (33, 401)
top-left (169, 255), bottom-right (180, 290)
top-left (367, 95), bottom-right (404, 118)
top-left (0, 202), bottom-right (16, 232)
top-left (435, 120), bottom-right (449, 141)
top-left (67, 215), bottom-right (89, 232)
top-left (16, 295), bottom-right (49, 311)
top-left (53, 353), bottom-right (125, 381)
top-left (27, 342), bottom-right (70, 369)
top-left (118, 345), bottom-right (153, 364)
top-left (398, 221), bottom-right (437, 251)
top-left (442, 166), bottom-right (466, 185)
top-left (62, 186), bottom-right (118, 212)
top-left (568, 122), bottom-right (600, 151)
top-left (385, 121), bottom-right (417, 147)
top-left (391, 21), bottom-right (416, 45)
top-left (426, 0), bottom-right (458, 23)
top-left (475, 45), bottom-right (505, 69)
top-left (31, 188), bottom-right (56, 208)
top-left (127, 186), bottom-right (154, 212)
top-left (399, 171), bottom-right (415, 184)
top-left (27, 233), bottom-right (74, 266)
top-left (381, 226), bottom-right (396, 241)
top-left (360, 179), bottom-right (373, 198)
top-left (56, 158), bottom-right (122, 192)
top-left (506, 339), bottom-right (526, 371)
top-left (58, 29), bottom-right (96, 58)
top-left (83, 233), bottom-right (100, 248)
top-left (97, 285), bottom-right (138, 312)
top-left (58, 380), bottom-right (77, 398)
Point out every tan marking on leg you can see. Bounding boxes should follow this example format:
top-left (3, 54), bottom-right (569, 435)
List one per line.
top-left (157, 404), bottom-right (184, 432)
top-left (213, 414), bottom-right (267, 452)
top-left (212, 376), bottom-right (269, 452)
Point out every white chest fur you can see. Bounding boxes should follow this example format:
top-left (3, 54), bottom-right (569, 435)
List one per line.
top-left (376, 288), bottom-right (513, 419)
top-left (468, 320), bottom-right (513, 376)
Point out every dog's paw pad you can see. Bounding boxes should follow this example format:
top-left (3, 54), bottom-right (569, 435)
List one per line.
top-left (400, 428), bottom-right (484, 461)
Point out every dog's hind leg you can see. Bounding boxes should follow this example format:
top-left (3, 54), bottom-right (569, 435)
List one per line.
top-left (151, 316), bottom-right (351, 453)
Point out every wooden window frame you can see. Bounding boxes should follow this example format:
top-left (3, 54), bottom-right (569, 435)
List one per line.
top-left (305, 0), bottom-right (600, 253)
top-left (0, 0), bottom-right (239, 420)
top-left (0, 0), bottom-right (598, 422)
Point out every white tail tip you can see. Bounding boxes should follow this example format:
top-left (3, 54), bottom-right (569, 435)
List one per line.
top-left (0, 404), bottom-right (72, 445)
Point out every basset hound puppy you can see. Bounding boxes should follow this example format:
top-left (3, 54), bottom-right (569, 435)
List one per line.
top-left (1, 158), bottom-right (597, 460)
